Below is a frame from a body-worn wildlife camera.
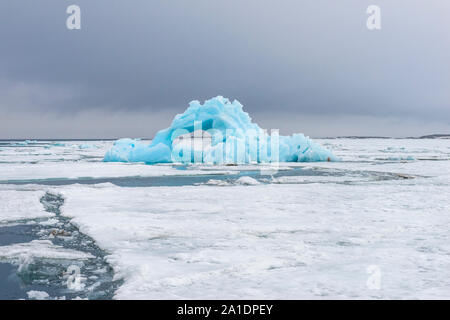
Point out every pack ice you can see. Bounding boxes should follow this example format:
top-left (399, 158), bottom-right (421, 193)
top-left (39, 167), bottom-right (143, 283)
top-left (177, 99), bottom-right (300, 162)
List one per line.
top-left (104, 96), bottom-right (337, 164)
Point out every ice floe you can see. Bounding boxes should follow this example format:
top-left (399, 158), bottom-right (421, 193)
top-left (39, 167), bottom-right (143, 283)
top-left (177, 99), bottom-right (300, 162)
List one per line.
top-left (58, 177), bottom-right (450, 299)
top-left (0, 190), bottom-right (51, 223)
top-left (27, 290), bottom-right (50, 300)
top-left (0, 240), bottom-right (94, 262)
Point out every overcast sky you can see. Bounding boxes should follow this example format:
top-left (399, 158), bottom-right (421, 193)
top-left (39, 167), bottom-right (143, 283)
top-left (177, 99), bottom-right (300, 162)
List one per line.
top-left (0, 0), bottom-right (449, 138)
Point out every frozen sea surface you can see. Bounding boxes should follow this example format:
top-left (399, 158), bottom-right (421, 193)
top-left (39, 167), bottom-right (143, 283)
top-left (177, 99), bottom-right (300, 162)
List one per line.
top-left (0, 138), bottom-right (449, 299)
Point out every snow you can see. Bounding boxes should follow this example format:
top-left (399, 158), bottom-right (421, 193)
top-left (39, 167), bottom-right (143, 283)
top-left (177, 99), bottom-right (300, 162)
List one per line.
top-left (235, 176), bottom-right (260, 185)
top-left (104, 96), bottom-right (337, 164)
top-left (78, 144), bottom-right (99, 149)
top-left (0, 162), bottom-right (236, 182)
top-left (0, 138), bottom-right (449, 299)
top-left (10, 140), bottom-right (38, 146)
top-left (0, 189), bottom-right (52, 222)
top-left (0, 240), bottom-right (94, 262)
top-left (201, 176), bottom-right (261, 186)
top-left (59, 174), bottom-right (450, 299)
top-left (27, 290), bottom-right (50, 300)
top-left (38, 218), bottom-right (60, 226)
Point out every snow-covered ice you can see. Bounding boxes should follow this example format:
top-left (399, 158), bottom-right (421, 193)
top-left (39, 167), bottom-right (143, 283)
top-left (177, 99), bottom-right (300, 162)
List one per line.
top-left (0, 137), bottom-right (449, 299)
top-left (59, 179), bottom-right (450, 299)
top-left (0, 240), bottom-right (94, 262)
top-left (0, 189), bottom-right (51, 222)
top-left (0, 162), bottom-right (236, 183)
top-left (26, 290), bottom-right (50, 300)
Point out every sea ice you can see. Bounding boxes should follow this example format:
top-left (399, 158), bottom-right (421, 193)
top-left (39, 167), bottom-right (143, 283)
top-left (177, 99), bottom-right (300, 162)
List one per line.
top-left (104, 96), bottom-right (337, 164)
top-left (1, 138), bottom-right (449, 299)
top-left (10, 140), bottom-right (38, 146)
top-left (27, 290), bottom-right (50, 300)
top-left (78, 144), bottom-right (99, 150)
top-left (235, 176), bottom-right (260, 185)
top-left (0, 162), bottom-right (236, 182)
top-left (52, 142), bottom-right (70, 147)
top-left (0, 190), bottom-right (52, 223)
top-left (0, 240), bottom-right (94, 262)
top-left (201, 176), bottom-right (260, 186)
top-left (58, 174), bottom-right (450, 299)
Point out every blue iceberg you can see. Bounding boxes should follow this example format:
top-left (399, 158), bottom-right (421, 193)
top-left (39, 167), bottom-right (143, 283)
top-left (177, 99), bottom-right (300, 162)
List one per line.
top-left (104, 96), bottom-right (338, 164)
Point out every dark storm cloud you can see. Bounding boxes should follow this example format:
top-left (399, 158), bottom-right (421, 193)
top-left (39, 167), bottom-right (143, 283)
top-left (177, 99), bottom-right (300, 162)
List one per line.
top-left (0, 0), bottom-right (449, 138)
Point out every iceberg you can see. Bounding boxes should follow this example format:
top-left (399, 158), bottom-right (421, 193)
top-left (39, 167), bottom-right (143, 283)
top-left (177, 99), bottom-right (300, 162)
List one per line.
top-left (104, 96), bottom-right (338, 164)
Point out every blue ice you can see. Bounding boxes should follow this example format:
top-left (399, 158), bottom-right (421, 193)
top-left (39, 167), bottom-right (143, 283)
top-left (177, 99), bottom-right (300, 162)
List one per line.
top-left (104, 96), bottom-right (338, 164)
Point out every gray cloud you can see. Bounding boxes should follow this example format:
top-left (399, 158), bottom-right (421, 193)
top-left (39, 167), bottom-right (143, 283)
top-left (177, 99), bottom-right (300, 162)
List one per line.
top-left (0, 0), bottom-right (449, 138)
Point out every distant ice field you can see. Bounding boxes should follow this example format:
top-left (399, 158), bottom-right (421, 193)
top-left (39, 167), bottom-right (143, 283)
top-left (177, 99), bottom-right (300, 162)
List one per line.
top-left (0, 138), bottom-right (449, 299)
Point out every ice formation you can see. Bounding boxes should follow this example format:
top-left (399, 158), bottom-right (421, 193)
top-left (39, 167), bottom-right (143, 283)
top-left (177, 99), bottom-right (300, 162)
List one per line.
top-left (27, 291), bottom-right (50, 300)
top-left (104, 96), bottom-right (338, 164)
top-left (10, 140), bottom-right (38, 146)
top-left (0, 240), bottom-right (94, 261)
